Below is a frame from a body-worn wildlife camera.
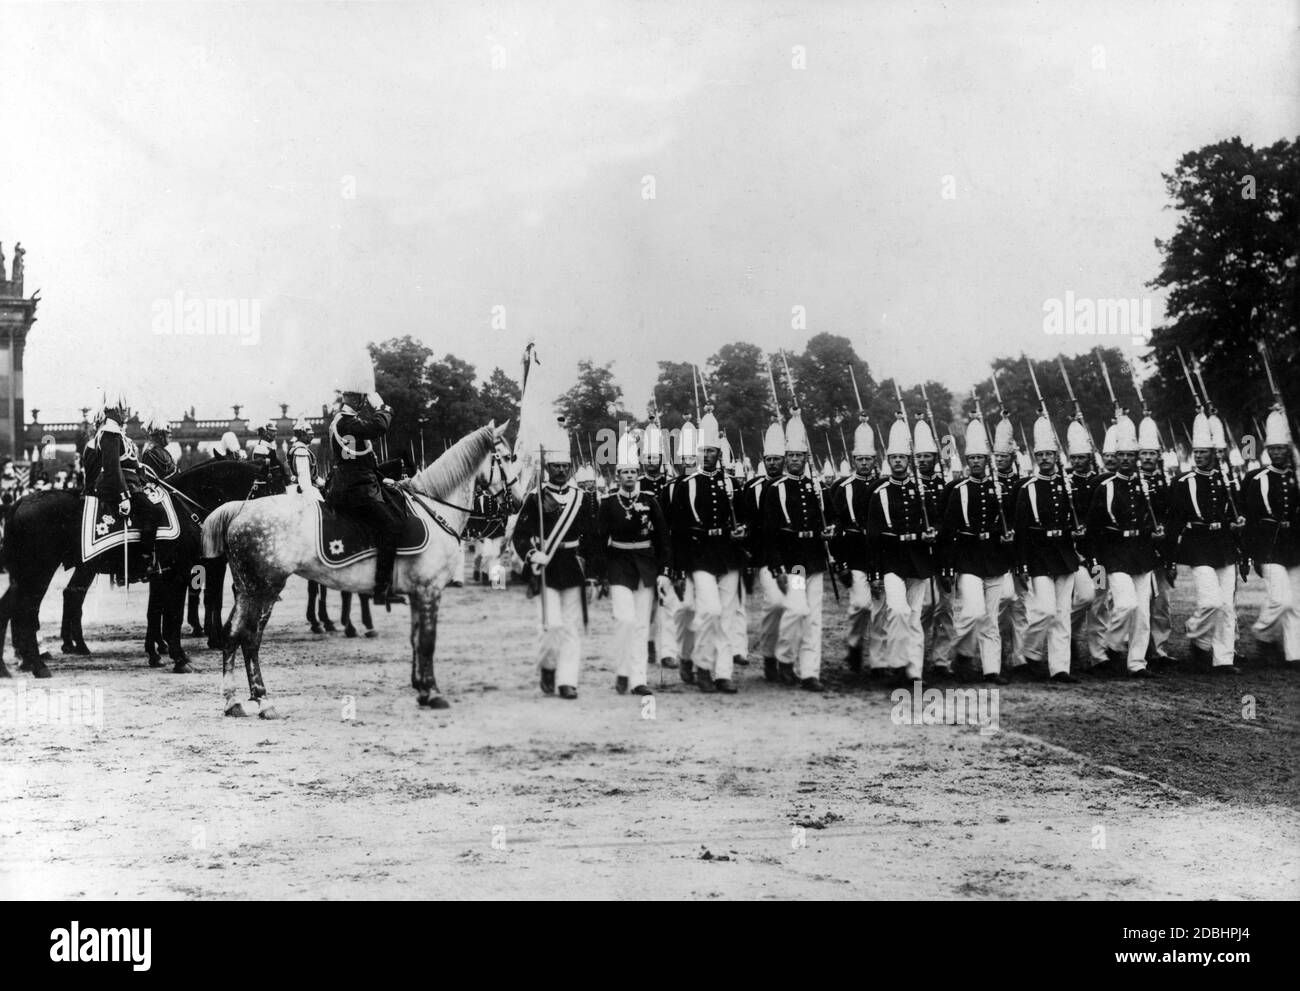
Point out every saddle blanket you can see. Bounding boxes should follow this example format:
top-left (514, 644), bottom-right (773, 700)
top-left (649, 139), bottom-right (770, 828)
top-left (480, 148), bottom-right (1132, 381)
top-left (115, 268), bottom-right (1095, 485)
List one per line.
top-left (81, 486), bottom-right (182, 563)
top-left (315, 496), bottom-right (430, 568)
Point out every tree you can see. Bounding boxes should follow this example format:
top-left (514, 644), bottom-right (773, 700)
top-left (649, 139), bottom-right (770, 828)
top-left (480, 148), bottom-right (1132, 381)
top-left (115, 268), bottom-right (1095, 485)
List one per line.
top-left (426, 354), bottom-right (486, 455)
top-left (1147, 137), bottom-right (1299, 433)
top-left (370, 336), bottom-right (437, 465)
top-left (705, 342), bottom-right (771, 457)
top-left (650, 360), bottom-right (697, 433)
top-left (479, 367), bottom-right (521, 440)
top-left (556, 359), bottom-right (627, 453)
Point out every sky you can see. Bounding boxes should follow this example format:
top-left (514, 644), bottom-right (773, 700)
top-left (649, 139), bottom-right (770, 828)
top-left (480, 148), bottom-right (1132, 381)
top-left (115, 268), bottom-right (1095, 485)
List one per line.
top-left (2, 0), bottom-right (1296, 424)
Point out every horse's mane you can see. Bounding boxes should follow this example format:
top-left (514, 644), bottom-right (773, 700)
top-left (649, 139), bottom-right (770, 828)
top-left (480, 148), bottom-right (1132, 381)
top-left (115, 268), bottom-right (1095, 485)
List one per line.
top-left (410, 426), bottom-right (494, 498)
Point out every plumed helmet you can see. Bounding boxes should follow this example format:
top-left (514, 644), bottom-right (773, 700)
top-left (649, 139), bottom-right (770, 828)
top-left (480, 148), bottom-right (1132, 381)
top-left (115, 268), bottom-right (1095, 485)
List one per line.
top-left (1032, 414), bottom-right (1057, 453)
top-left (334, 348), bottom-right (376, 397)
top-left (677, 419), bottom-right (697, 463)
top-left (258, 419), bottom-right (277, 438)
top-left (1066, 419), bottom-right (1092, 457)
top-left (1115, 414), bottom-right (1139, 452)
top-left (763, 418), bottom-right (786, 457)
top-left (783, 411), bottom-right (809, 454)
top-left (1206, 414), bottom-right (1227, 450)
top-left (885, 415), bottom-right (912, 457)
top-left (575, 464), bottom-right (596, 484)
top-left (912, 419), bottom-right (938, 455)
top-left (1138, 416), bottom-right (1160, 452)
top-left (838, 458), bottom-right (850, 478)
top-left (696, 408), bottom-right (721, 455)
top-left (1265, 408), bottom-right (1292, 447)
top-left (142, 406), bottom-right (171, 434)
top-left (1101, 423), bottom-right (1119, 455)
top-left (293, 417), bottom-right (313, 438)
top-left (964, 418), bottom-right (990, 457)
top-left (220, 431), bottom-right (242, 457)
top-left (993, 417), bottom-right (1016, 455)
top-left (1191, 412), bottom-right (1213, 450)
top-left (852, 420), bottom-right (875, 457)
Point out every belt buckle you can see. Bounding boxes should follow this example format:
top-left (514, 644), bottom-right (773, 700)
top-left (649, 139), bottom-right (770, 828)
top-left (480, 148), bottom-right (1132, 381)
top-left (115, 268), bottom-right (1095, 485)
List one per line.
top-left (1208, 522), bottom-right (1221, 531)
top-left (978, 532), bottom-right (990, 541)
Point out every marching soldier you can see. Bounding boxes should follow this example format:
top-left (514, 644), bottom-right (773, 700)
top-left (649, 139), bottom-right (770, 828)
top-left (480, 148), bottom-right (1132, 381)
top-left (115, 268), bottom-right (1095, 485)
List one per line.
top-left (941, 418), bottom-right (1013, 683)
top-left (1244, 408), bottom-right (1300, 665)
top-left (670, 407), bottom-right (746, 693)
top-left (1014, 414), bottom-right (1083, 683)
top-left (915, 419), bottom-right (957, 676)
top-left (719, 435), bottom-right (751, 670)
top-left (637, 419), bottom-right (671, 500)
top-left (575, 464), bottom-right (599, 496)
top-left (833, 414), bottom-right (883, 675)
top-left (327, 378), bottom-right (405, 605)
top-left (139, 410), bottom-right (177, 481)
top-left (993, 417), bottom-right (1029, 671)
top-left (760, 409), bottom-right (834, 691)
top-left (85, 390), bottom-right (165, 578)
top-left (512, 416), bottom-right (599, 700)
top-left (1064, 420), bottom-right (1105, 670)
top-left (664, 419), bottom-right (698, 682)
top-left (637, 419), bottom-right (677, 668)
top-left (867, 415), bottom-right (936, 685)
top-left (597, 431), bottom-right (669, 696)
top-left (1087, 415), bottom-right (1162, 678)
top-left (1138, 413), bottom-right (1174, 663)
top-left (1165, 413), bottom-right (1243, 673)
top-left (745, 415), bottom-right (788, 681)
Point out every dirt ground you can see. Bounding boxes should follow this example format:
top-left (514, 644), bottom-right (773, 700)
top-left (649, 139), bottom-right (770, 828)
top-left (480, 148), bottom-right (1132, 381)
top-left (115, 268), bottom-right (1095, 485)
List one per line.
top-left (2, 560), bottom-right (1297, 900)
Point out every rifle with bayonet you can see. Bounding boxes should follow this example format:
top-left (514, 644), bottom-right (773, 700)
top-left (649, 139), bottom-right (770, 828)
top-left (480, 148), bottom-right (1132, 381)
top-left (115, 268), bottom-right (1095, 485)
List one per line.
top-left (919, 382), bottom-right (947, 481)
top-left (973, 392), bottom-right (1021, 579)
top-left (1058, 355), bottom-right (1106, 473)
top-left (1124, 358), bottom-right (1171, 483)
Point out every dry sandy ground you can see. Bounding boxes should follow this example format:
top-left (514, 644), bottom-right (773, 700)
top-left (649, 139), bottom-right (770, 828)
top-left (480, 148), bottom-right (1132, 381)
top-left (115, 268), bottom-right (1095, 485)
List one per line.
top-left (2, 564), bottom-right (1297, 900)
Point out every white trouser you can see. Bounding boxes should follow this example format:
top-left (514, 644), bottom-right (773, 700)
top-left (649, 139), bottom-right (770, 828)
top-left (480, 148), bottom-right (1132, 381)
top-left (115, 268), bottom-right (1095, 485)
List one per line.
top-left (953, 573), bottom-right (1005, 675)
top-left (883, 574), bottom-right (927, 679)
top-left (1105, 570), bottom-right (1153, 670)
top-left (847, 570), bottom-right (872, 650)
top-left (610, 583), bottom-right (654, 687)
top-left (1184, 564), bottom-right (1237, 666)
top-left (757, 569), bottom-right (785, 658)
top-left (537, 586), bottom-right (584, 687)
top-left (1150, 565), bottom-right (1173, 655)
top-left (726, 577), bottom-right (749, 660)
top-left (1254, 563), bottom-right (1300, 659)
top-left (478, 536), bottom-right (503, 575)
top-left (1024, 574), bottom-right (1074, 676)
top-left (867, 583), bottom-right (889, 669)
top-left (656, 575), bottom-right (691, 661)
top-left (923, 578), bottom-right (957, 668)
top-left (775, 570), bottom-right (824, 678)
top-left (999, 574), bottom-right (1028, 669)
top-left (691, 570), bottom-right (740, 679)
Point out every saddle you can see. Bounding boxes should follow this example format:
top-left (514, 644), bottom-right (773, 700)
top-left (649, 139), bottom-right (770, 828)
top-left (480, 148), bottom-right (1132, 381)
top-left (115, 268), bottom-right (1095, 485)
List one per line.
top-left (315, 493), bottom-right (430, 568)
top-left (80, 485), bottom-right (182, 563)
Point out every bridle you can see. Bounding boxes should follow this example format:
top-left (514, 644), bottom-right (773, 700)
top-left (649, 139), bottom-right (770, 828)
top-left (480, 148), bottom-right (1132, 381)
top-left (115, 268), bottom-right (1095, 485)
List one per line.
top-left (406, 433), bottom-right (520, 541)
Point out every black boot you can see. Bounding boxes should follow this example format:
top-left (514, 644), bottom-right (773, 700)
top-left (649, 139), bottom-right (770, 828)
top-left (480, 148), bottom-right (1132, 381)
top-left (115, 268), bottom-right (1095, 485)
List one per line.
top-left (373, 541), bottom-right (398, 609)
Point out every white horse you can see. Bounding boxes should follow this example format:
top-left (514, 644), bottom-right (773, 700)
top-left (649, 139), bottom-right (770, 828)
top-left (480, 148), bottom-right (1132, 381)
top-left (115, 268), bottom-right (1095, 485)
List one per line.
top-left (201, 422), bottom-right (520, 717)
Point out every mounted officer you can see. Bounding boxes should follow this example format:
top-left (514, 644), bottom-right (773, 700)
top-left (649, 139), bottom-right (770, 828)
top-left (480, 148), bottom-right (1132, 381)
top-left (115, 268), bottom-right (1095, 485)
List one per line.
top-left (250, 419), bottom-right (288, 494)
top-left (84, 390), bottom-right (165, 578)
top-left (287, 418), bottom-right (321, 499)
top-left (140, 409), bottom-right (177, 482)
top-left (326, 357), bottom-right (404, 605)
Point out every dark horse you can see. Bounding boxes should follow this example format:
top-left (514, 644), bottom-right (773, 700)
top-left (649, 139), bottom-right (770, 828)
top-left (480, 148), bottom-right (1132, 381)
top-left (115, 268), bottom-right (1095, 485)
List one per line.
top-left (0, 459), bottom-right (270, 678)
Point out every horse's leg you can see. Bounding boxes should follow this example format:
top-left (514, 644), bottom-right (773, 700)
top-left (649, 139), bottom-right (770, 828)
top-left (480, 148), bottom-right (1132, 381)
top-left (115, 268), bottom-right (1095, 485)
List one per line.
top-left (306, 581), bottom-right (322, 633)
top-left (341, 591), bottom-right (356, 637)
top-left (60, 564), bottom-right (94, 654)
top-left (243, 576), bottom-right (287, 719)
top-left (361, 594), bottom-right (376, 637)
top-left (320, 585), bottom-right (336, 633)
top-left (222, 583), bottom-right (263, 716)
top-left (15, 577), bottom-right (55, 678)
top-left (205, 558), bottom-right (227, 650)
top-left (0, 588), bottom-right (12, 676)
top-left (164, 570), bottom-right (194, 672)
top-left (145, 583), bottom-right (164, 667)
top-left (411, 588), bottom-right (447, 709)
top-left (187, 565), bottom-right (205, 635)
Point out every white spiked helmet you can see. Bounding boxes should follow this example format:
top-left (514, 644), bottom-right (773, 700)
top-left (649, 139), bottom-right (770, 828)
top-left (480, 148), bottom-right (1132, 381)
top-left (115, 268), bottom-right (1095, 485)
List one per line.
top-left (1115, 414), bottom-right (1139, 452)
top-left (852, 419), bottom-right (875, 457)
top-left (1032, 414), bottom-right (1057, 453)
top-left (697, 408), bottom-right (721, 456)
top-left (763, 418), bottom-right (786, 457)
top-left (993, 417), bottom-right (1016, 456)
top-left (1191, 412), bottom-right (1213, 449)
top-left (912, 419), bottom-right (938, 455)
top-left (1265, 408), bottom-right (1292, 447)
top-left (1066, 419), bottom-right (1091, 457)
top-left (885, 416), bottom-right (912, 457)
top-left (1138, 415), bottom-right (1160, 452)
top-left (784, 411), bottom-right (809, 454)
top-left (964, 418), bottom-right (990, 457)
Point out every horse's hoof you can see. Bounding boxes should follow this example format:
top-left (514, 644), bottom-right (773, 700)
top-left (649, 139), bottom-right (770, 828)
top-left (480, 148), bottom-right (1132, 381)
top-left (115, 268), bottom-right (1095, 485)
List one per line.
top-left (147, 653), bottom-right (163, 668)
top-left (39, 651), bottom-right (52, 661)
top-left (31, 661), bottom-right (53, 679)
top-left (207, 638), bottom-right (223, 651)
top-left (364, 629), bottom-right (377, 639)
top-left (418, 694), bottom-right (450, 710)
top-left (0, 662), bottom-right (11, 678)
top-left (258, 705), bottom-right (284, 720)
top-left (323, 623), bottom-right (337, 633)
top-left (172, 660), bottom-right (196, 674)
top-left (344, 626), bottom-right (357, 638)
top-left (63, 642), bottom-right (91, 656)
top-left (225, 702), bottom-right (249, 717)
top-left (310, 623), bottom-right (323, 634)
top-left (188, 627), bottom-right (205, 638)
top-left (18, 660), bottom-right (33, 672)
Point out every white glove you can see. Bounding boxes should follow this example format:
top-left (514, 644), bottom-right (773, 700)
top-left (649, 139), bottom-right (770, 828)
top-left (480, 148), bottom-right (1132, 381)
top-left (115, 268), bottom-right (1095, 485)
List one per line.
top-left (118, 497), bottom-right (132, 516)
top-left (530, 550), bottom-right (552, 566)
top-left (367, 392), bottom-right (384, 409)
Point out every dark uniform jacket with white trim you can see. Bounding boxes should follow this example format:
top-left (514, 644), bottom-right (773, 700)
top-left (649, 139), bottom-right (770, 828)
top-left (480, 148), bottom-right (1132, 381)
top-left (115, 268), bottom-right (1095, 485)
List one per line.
top-left (941, 475), bottom-right (1012, 578)
top-left (326, 405), bottom-right (392, 505)
top-left (511, 484), bottom-right (599, 590)
top-left (1165, 469), bottom-right (1237, 569)
top-left (761, 471), bottom-right (833, 576)
top-left (1243, 464), bottom-right (1300, 567)
top-left (740, 472), bottom-right (780, 565)
top-left (596, 488), bottom-right (670, 589)
top-left (85, 420), bottom-right (143, 502)
top-left (670, 468), bottom-right (746, 576)
top-left (1014, 472), bottom-right (1080, 578)
top-left (831, 472), bottom-right (884, 572)
top-left (140, 439), bottom-right (177, 481)
top-left (865, 475), bottom-right (935, 581)
top-left (1086, 471), bottom-right (1161, 575)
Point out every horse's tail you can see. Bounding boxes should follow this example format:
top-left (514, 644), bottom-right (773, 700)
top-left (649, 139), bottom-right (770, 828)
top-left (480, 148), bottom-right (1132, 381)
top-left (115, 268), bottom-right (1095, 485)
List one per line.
top-left (201, 501), bottom-right (244, 558)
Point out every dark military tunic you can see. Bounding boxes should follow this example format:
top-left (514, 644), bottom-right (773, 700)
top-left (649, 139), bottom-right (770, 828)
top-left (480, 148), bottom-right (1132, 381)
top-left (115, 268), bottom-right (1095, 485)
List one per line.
top-left (1014, 473), bottom-right (1080, 578)
top-left (512, 484), bottom-right (599, 590)
top-left (1086, 471), bottom-right (1161, 576)
top-left (1165, 469), bottom-right (1238, 569)
top-left (941, 475), bottom-right (1012, 578)
top-left (865, 475), bottom-right (935, 581)
top-left (831, 472), bottom-right (883, 573)
top-left (596, 488), bottom-right (670, 589)
top-left (140, 439), bottom-right (177, 481)
top-left (1244, 464), bottom-right (1300, 567)
top-left (761, 471), bottom-right (833, 576)
top-left (670, 468), bottom-right (745, 577)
